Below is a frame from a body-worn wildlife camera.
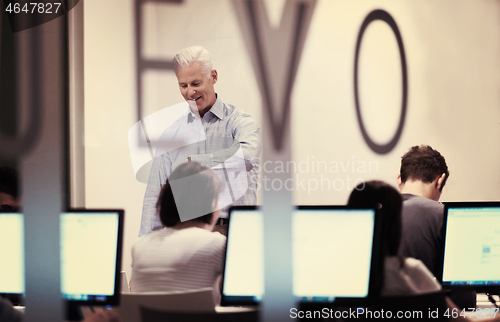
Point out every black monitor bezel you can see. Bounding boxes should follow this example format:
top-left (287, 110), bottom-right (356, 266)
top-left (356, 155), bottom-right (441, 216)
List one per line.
top-left (221, 205), bottom-right (382, 307)
top-left (62, 208), bottom-right (124, 307)
top-left (440, 201), bottom-right (500, 295)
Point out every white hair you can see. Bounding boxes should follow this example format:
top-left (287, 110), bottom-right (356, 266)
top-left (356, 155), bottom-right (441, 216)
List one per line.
top-left (173, 46), bottom-right (213, 76)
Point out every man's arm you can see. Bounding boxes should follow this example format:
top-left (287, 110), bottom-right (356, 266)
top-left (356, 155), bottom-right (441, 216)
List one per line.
top-left (138, 152), bottom-right (171, 236)
top-left (189, 113), bottom-right (260, 171)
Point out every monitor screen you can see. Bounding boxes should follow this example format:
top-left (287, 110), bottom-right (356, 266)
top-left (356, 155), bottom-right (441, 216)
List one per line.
top-left (0, 212), bottom-right (24, 297)
top-left (441, 202), bottom-right (500, 293)
top-left (0, 210), bottom-right (124, 308)
top-left (61, 209), bottom-right (124, 306)
top-left (222, 206), bottom-right (378, 306)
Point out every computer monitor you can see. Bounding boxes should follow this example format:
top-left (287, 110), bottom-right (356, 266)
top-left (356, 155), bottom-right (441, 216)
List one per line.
top-left (221, 206), bottom-right (380, 306)
top-left (0, 209), bottom-right (124, 312)
top-left (0, 212), bottom-right (24, 303)
top-left (61, 209), bottom-right (124, 307)
top-left (441, 202), bottom-right (500, 294)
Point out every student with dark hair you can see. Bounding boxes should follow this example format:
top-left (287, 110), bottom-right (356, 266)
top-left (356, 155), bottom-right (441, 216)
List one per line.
top-left (399, 145), bottom-right (449, 194)
top-left (347, 181), bottom-right (500, 322)
top-left (156, 161), bottom-right (225, 228)
top-left (131, 162), bottom-right (226, 294)
top-left (397, 145), bottom-right (448, 277)
top-left (348, 180), bottom-right (440, 296)
top-left (0, 166), bottom-right (21, 211)
top-left (398, 145), bottom-right (476, 308)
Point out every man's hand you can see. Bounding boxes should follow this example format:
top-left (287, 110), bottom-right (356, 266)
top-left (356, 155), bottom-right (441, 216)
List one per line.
top-left (83, 309), bottom-right (120, 322)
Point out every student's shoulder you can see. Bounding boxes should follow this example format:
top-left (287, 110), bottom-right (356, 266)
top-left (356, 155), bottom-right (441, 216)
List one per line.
top-left (200, 229), bottom-right (227, 242)
top-left (212, 230), bottom-right (227, 244)
top-left (402, 194), bottom-right (444, 213)
top-left (133, 228), bottom-right (171, 248)
top-left (194, 229), bottom-right (227, 250)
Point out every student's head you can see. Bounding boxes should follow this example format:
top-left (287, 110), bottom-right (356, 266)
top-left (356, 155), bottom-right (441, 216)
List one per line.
top-left (348, 180), bottom-right (402, 258)
top-left (0, 166), bottom-right (20, 211)
top-left (156, 162), bottom-right (224, 228)
top-left (173, 46), bottom-right (218, 116)
top-left (399, 145), bottom-right (449, 192)
top-left (348, 181), bottom-right (403, 296)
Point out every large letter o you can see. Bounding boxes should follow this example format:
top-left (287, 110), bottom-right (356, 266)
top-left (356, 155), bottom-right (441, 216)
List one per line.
top-left (354, 9), bottom-right (408, 154)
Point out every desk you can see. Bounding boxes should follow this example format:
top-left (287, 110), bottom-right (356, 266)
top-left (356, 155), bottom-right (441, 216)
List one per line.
top-left (13, 305), bottom-right (25, 314)
top-left (476, 293), bottom-right (500, 309)
top-left (215, 305), bottom-right (256, 313)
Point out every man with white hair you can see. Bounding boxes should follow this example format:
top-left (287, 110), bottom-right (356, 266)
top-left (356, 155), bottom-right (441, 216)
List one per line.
top-left (139, 46), bottom-right (260, 236)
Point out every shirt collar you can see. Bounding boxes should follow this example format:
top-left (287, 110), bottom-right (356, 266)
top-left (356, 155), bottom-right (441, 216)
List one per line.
top-left (187, 111), bottom-right (195, 123)
top-left (208, 94), bottom-right (224, 120)
top-left (187, 94), bottom-right (223, 123)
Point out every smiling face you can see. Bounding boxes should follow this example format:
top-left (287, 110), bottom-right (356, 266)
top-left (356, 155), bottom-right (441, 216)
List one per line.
top-left (175, 61), bottom-right (218, 117)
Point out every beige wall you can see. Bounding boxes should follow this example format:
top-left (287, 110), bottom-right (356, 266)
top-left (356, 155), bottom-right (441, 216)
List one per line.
top-left (84, 0), bottom-right (500, 279)
top-left (292, 0), bottom-right (500, 205)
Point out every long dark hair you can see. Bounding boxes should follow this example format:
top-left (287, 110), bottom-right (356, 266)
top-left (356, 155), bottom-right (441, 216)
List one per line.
top-left (347, 180), bottom-right (403, 295)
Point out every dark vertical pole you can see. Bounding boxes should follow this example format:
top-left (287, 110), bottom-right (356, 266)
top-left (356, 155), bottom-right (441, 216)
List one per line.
top-left (0, 3), bottom-right (18, 169)
top-left (19, 11), bottom-right (67, 322)
top-left (68, 0), bottom-right (85, 207)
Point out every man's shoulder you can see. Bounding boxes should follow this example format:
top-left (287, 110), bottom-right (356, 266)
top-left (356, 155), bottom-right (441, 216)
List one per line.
top-left (402, 194), bottom-right (443, 209)
top-left (220, 102), bottom-right (257, 123)
top-left (401, 194), bottom-right (444, 218)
